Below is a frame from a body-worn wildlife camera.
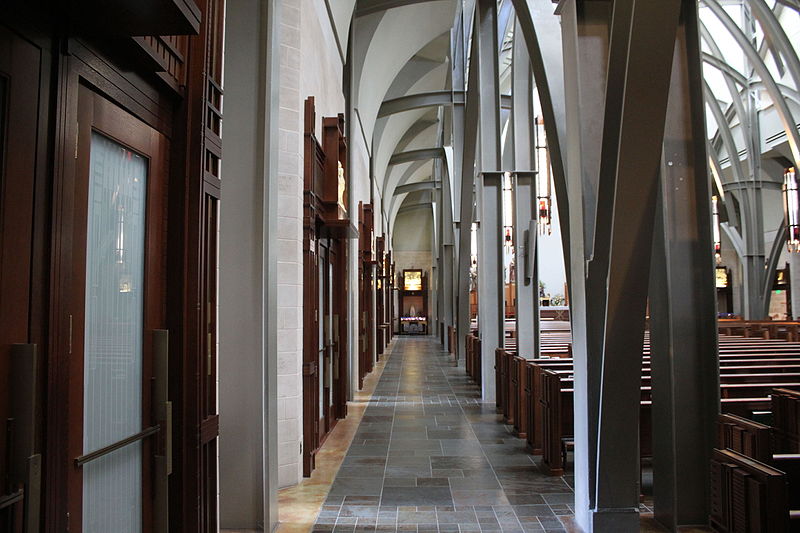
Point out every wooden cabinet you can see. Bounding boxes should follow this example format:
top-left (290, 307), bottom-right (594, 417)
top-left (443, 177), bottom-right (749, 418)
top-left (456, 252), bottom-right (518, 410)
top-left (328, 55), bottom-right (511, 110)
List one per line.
top-left (302, 97), bottom-right (353, 477)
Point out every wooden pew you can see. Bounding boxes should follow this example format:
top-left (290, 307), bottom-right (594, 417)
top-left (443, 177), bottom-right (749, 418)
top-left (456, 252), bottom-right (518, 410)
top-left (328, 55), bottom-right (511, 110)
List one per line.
top-left (495, 348), bottom-right (505, 414)
top-left (773, 388), bottom-right (800, 453)
top-left (710, 448), bottom-right (793, 532)
top-left (448, 326), bottom-right (456, 355)
top-left (713, 408), bottom-right (800, 532)
top-left (535, 370), bottom-right (797, 475)
top-left (465, 333), bottom-right (481, 386)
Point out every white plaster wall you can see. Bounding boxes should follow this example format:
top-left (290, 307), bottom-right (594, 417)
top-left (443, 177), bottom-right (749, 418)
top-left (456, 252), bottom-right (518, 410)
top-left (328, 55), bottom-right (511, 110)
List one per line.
top-left (277, 0), bottom-right (304, 489)
top-left (393, 209), bottom-right (434, 252)
top-left (277, 0), bottom-right (369, 488)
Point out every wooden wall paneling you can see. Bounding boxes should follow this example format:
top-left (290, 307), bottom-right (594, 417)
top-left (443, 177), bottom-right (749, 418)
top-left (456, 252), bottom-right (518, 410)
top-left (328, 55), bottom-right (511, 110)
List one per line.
top-left (358, 203), bottom-right (366, 389)
top-left (0, 1), bottom-right (221, 530)
top-left (199, 188), bottom-right (219, 532)
top-left (44, 52), bottom-right (84, 533)
top-left (163, 0), bottom-right (225, 529)
top-left (303, 97), bottom-right (321, 477)
top-left (363, 204), bottom-right (374, 371)
top-left (375, 236), bottom-right (384, 357)
top-left (0, 24), bottom-right (44, 532)
top-left (65, 39), bottom-right (175, 136)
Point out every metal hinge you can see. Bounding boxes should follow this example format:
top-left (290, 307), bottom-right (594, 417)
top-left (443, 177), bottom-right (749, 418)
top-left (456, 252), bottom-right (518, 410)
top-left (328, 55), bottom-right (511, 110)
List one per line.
top-left (68, 314), bottom-right (73, 354)
top-left (74, 123), bottom-right (79, 159)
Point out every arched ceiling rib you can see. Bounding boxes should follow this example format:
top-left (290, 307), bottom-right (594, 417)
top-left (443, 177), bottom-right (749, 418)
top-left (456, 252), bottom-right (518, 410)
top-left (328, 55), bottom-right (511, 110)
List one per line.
top-left (373, 57), bottom-right (450, 205)
top-left (382, 118), bottom-right (439, 198)
top-left (326, 0), bottom-right (356, 60)
top-left (353, 2), bottom-right (457, 144)
top-left (372, 58), bottom-right (449, 174)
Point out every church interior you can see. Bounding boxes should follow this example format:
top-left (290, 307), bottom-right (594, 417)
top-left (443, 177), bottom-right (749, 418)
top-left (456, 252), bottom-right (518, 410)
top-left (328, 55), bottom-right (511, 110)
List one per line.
top-left (2, 0), bottom-right (800, 532)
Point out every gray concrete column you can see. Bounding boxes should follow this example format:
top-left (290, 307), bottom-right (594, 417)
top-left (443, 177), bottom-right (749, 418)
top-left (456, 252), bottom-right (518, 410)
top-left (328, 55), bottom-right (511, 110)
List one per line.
top-left (219, 0), bottom-right (280, 528)
top-left (562, 0), bottom-right (683, 529)
top-left (591, 2), bottom-right (682, 529)
top-left (475, 0), bottom-right (504, 402)
top-left (456, 13), bottom-right (480, 364)
top-left (511, 19), bottom-right (539, 360)
top-left (510, 0), bottom-right (571, 288)
top-left (559, 2), bottom-right (610, 527)
top-left (477, 171), bottom-right (504, 401)
top-left (441, 157), bottom-right (456, 351)
top-left (647, 4), bottom-right (720, 528)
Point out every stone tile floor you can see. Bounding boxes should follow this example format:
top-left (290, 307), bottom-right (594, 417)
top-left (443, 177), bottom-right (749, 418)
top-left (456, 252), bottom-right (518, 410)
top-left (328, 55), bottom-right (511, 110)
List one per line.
top-left (313, 336), bottom-right (580, 532)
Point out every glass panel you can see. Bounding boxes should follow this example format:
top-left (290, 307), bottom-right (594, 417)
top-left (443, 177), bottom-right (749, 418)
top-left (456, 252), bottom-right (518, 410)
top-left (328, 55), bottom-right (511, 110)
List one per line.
top-left (83, 132), bottom-right (147, 533)
top-left (319, 254), bottom-right (324, 413)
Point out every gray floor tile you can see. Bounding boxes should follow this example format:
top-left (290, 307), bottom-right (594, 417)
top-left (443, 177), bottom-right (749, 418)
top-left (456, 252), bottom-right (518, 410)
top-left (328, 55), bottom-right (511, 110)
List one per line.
top-left (313, 338), bottom-right (576, 532)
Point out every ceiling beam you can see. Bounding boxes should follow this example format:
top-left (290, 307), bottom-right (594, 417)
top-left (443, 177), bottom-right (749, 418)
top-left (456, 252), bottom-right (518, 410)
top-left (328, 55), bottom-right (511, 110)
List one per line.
top-left (378, 91), bottom-right (511, 118)
top-left (396, 202), bottom-right (435, 215)
top-left (389, 147), bottom-right (445, 166)
top-left (355, 0), bottom-right (450, 17)
top-left (379, 91), bottom-right (462, 118)
top-left (393, 180), bottom-right (441, 195)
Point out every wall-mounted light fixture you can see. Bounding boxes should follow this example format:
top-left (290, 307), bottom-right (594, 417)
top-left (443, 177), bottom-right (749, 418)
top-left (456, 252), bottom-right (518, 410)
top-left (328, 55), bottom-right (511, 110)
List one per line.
top-left (711, 195), bottom-right (722, 263)
top-left (535, 116), bottom-right (552, 235)
top-left (783, 167), bottom-right (800, 252)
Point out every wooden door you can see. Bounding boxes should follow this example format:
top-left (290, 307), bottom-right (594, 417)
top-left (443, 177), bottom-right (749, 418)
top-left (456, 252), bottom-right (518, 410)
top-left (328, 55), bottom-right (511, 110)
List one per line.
top-left (64, 86), bottom-right (169, 533)
top-left (0, 24), bottom-right (43, 532)
top-left (331, 237), bottom-right (348, 420)
top-left (302, 228), bottom-right (319, 476)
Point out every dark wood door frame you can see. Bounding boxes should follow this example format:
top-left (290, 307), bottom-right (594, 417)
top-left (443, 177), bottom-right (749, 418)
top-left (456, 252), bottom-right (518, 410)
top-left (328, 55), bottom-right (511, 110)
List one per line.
top-left (60, 84), bottom-right (169, 533)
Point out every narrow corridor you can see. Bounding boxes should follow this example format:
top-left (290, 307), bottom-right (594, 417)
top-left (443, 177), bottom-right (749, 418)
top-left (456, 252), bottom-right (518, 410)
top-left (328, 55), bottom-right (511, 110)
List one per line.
top-left (313, 337), bottom-right (574, 532)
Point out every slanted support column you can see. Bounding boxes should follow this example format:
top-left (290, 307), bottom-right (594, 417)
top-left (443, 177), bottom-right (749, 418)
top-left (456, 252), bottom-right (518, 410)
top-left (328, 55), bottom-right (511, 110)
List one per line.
top-left (455, 10), bottom-right (480, 364)
top-left (591, 1), bottom-right (682, 529)
top-left (560, 1), bottom-right (611, 527)
top-left (475, 0), bottom-right (503, 402)
top-left (511, 0), bottom-right (571, 287)
top-left (648, 2), bottom-right (719, 528)
top-left (562, 0), bottom-right (683, 529)
top-left (440, 156), bottom-right (456, 351)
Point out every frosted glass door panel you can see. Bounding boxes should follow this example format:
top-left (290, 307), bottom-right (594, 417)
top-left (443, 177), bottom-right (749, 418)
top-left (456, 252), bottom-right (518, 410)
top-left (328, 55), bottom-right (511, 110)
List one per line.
top-left (83, 132), bottom-right (147, 533)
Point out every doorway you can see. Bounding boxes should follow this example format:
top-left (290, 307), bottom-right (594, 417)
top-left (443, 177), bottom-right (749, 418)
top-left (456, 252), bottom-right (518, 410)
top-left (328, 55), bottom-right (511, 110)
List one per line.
top-left (62, 86), bottom-right (170, 533)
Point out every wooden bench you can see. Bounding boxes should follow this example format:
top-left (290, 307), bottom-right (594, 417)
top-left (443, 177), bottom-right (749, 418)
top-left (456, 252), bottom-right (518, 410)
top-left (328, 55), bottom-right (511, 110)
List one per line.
top-left (773, 388), bottom-right (800, 453)
top-left (465, 333), bottom-right (481, 385)
top-left (710, 448), bottom-right (795, 532)
top-left (712, 404), bottom-right (800, 532)
top-left (535, 370), bottom-right (799, 475)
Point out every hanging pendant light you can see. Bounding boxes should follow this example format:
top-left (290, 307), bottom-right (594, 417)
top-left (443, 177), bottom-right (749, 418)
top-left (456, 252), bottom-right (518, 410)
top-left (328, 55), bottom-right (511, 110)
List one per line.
top-left (711, 195), bottom-right (722, 264)
top-left (784, 167), bottom-right (800, 253)
top-left (535, 116), bottom-right (552, 235)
